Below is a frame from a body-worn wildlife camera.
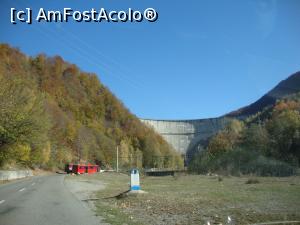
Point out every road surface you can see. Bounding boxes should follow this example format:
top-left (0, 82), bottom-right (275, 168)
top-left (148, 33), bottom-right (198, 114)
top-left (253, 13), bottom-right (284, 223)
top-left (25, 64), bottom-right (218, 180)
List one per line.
top-left (0, 174), bottom-right (102, 225)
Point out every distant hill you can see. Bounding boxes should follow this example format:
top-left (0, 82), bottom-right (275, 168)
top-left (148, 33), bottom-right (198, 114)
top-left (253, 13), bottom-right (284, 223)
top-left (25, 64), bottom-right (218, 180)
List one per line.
top-left (227, 71), bottom-right (300, 118)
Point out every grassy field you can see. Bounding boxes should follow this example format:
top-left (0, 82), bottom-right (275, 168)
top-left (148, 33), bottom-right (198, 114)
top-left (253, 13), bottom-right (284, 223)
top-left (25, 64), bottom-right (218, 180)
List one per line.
top-left (90, 172), bottom-right (300, 225)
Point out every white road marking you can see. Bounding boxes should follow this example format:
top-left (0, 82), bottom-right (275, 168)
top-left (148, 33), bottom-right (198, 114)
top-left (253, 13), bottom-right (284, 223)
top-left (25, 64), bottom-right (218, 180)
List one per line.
top-left (0, 200), bottom-right (5, 204)
top-left (19, 188), bottom-right (26, 192)
top-left (32, 183), bottom-right (35, 186)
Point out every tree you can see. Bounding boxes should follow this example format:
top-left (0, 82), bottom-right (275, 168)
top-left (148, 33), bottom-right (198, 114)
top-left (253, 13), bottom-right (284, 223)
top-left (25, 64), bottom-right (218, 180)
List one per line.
top-left (0, 76), bottom-right (50, 167)
top-left (207, 119), bottom-right (244, 156)
top-left (242, 123), bottom-right (269, 154)
top-left (266, 109), bottom-right (300, 163)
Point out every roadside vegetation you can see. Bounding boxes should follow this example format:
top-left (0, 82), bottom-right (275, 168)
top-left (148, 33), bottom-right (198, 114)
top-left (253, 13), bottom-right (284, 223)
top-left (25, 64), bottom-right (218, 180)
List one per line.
top-left (189, 99), bottom-right (300, 176)
top-left (90, 172), bottom-right (300, 225)
top-left (0, 44), bottom-right (183, 170)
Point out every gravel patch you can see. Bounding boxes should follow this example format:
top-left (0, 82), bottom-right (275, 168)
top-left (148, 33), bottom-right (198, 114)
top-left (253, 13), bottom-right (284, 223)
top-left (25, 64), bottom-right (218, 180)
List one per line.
top-left (64, 174), bottom-right (106, 211)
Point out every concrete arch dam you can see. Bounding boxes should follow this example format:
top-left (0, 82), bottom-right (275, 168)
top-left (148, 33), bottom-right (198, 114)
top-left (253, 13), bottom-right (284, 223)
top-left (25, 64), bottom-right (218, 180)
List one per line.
top-left (140, 117), bottom-right (231, 160)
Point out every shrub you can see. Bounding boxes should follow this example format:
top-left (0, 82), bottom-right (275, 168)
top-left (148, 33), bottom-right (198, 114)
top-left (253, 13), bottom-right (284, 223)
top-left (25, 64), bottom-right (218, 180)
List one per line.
top-left (245, 178), bottom-right (260, 184)
top-left (242, 156), bottom-right (296, 176)
top-left (189, 149), bottom-right (296, 177)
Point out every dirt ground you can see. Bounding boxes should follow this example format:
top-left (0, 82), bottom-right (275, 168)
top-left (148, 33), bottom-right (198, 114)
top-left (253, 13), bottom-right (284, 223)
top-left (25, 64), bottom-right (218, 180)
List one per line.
top-left (65, 174), bottom-right (106, 211)
top-left (65, 173), bottom-right (300, 225)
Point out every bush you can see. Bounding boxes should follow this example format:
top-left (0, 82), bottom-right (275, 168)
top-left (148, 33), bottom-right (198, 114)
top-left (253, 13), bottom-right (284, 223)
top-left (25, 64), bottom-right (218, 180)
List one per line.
top-left (189, 148), bottom-right (257, 175)
top-left (242, 156), bottom-right (296, 176)
top-left (189, 149), bottom-right (296, 177)
top-left (245, 178), bottom-right (260, 184)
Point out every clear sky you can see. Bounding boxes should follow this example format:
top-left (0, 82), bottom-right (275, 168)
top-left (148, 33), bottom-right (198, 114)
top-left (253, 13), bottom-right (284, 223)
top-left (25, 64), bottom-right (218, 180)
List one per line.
top-left (0, 0), bottom-right (299, 120)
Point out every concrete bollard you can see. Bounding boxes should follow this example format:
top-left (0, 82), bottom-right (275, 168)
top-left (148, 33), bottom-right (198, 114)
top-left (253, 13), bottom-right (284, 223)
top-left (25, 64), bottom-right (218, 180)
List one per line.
top-left (130, 169), bottom-right (140, 191)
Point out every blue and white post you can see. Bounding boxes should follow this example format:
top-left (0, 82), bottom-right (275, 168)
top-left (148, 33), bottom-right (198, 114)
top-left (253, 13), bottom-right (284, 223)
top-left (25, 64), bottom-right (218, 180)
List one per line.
top-left (130, 169), bottom-right (140, 191)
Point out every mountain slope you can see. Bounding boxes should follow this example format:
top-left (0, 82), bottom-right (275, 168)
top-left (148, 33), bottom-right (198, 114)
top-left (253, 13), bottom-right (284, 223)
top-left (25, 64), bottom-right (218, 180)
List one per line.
top-left (227, 71), bottom-right (300, 118)
top-left (0, 44), bottom-right (182, 169)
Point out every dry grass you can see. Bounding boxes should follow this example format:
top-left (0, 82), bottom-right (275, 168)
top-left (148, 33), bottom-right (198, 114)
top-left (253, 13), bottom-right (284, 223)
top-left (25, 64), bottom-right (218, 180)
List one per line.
top-left (91, 173), bottom-right (300, 225)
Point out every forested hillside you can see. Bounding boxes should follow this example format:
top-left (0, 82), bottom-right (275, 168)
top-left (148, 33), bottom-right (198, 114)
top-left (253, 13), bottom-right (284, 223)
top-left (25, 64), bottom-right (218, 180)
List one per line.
top-left (190, 94), bottom-right (300, 176)
top-left (0, 44), bottom-right (183, 170)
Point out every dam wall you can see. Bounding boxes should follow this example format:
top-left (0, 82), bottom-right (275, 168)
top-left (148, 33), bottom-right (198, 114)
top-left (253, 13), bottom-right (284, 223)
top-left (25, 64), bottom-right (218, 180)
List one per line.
top-left (140, 117), bottom-right (232, 159)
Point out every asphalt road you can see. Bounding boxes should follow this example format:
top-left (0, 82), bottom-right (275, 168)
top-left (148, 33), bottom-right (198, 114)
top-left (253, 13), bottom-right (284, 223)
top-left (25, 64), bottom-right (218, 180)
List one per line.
top-left (0, 174), bottom-right (101, 225)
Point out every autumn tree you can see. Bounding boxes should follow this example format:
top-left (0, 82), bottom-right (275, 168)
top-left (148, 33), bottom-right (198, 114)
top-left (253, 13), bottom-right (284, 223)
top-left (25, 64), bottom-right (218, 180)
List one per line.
top-left (0, 76), bottom-right (50, 167)
top-left (266, 109), bottom-right (300, 163)
top-left (207, 119), bottom-right (244, 156)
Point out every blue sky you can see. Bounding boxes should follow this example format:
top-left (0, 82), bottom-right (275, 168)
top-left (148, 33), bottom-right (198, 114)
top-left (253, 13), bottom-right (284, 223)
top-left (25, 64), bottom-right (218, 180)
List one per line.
top-left (1, 0), bottom-right (300, 120)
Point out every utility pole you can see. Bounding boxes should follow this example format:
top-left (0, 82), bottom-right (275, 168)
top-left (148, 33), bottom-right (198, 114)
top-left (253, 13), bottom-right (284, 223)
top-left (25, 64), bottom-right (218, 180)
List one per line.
top-left (116, 145), bottom-right (119, 173)
top-left (77, 147), bottom-right (80, 163)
